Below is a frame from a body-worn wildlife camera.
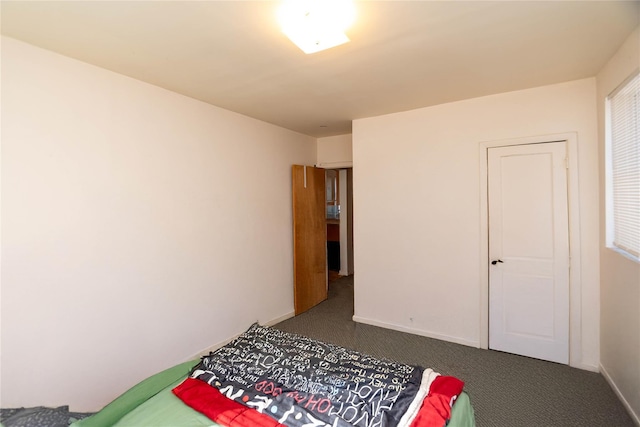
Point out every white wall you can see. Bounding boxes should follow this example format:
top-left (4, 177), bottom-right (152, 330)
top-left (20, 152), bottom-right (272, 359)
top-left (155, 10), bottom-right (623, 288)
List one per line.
top-left (317, 133), bottom-right (354, 276)
top-left (597, 27), bottom-right (640, 423)
top-left (1, 37), bottom-right (316, 411)
top-left (338, 169), bottom-right (350, 276)
top-left (317, 134), bottom-right (352, 168)
top-left (353, 78), bottom-right (600, 369)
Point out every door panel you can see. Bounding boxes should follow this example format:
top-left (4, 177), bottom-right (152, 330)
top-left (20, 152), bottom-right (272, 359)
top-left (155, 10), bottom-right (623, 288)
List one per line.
top-left (292, 165), bottom-right (327, 315)
top-left (488, 142), bottom-right (569, 364)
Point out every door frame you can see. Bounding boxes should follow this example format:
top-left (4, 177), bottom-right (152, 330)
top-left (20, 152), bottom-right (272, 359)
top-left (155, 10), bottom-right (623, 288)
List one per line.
top-left (479, 132), bottom-right (584, 368)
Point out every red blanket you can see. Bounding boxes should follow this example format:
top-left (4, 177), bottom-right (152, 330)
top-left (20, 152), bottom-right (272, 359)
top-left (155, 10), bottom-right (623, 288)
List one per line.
top-left (174, 378), bottom-right (285, 427)
top-left (174, 375), bottom-right (464, 427)
top-left (409, 375), bottom-right (465, 427)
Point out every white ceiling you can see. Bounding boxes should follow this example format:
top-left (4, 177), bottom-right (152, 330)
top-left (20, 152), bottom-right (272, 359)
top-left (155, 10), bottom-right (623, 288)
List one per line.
top-left (2, 1), bottom-right (638, 137)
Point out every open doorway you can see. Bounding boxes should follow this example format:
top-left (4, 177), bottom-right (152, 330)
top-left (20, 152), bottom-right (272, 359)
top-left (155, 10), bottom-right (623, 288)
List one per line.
top-left (325, 168), bottom-right (354, 283)
top-left (292, 165), bottom-right (353, 315)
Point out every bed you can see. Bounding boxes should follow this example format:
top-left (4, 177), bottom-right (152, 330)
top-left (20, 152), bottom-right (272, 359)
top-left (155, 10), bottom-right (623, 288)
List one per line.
top-left (73, 324), bottom-right (475, 427)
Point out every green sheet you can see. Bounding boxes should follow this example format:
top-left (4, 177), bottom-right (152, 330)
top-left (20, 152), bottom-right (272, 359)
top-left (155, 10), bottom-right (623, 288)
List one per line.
top-left (73, 361), bottom-right (475, 427)
top-left (72, 360), bottom-right (200, 427)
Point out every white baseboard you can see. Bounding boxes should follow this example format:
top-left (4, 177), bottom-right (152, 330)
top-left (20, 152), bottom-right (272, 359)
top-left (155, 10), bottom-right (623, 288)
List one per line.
top-left (352, 315), bottom-right (479, 348)
top-left (263, 311), bottom-right (295, 327)
top-left (601, 363), bottom-right (640, 425)
top-left (188, 336), bottom-right (238, 360)
top-left (187, 311), bottom-right (296, 361)
top-left (572, 362), bottom-right (599, 373)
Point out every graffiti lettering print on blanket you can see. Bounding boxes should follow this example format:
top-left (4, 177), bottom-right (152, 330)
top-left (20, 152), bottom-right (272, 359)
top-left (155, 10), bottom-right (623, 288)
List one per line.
top-left (189, 324), bottom-right (424, 427)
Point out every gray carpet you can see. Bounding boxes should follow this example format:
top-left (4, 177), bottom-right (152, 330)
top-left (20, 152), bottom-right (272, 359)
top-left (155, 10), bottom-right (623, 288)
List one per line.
top-left (274, 275), bottom-right (635, 427)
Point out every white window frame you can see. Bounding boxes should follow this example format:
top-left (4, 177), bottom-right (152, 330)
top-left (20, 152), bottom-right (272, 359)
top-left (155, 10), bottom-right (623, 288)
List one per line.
top-left (605, 71), bottom-right (640, 262)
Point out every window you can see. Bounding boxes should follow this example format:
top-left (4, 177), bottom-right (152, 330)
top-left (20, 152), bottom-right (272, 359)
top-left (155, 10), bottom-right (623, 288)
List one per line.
top-left (606, 72), bottom-right (640, 260)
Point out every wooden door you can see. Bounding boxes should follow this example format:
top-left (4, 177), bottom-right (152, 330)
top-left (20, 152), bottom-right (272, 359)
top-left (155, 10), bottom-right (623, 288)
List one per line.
top-left (292, 165), bottom-right (327, 315)
top-left (488, 142), bottom-right (570, 364)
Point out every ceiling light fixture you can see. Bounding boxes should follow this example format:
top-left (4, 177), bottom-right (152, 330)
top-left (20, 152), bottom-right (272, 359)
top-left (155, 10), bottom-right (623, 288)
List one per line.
top-left (277, 0), bottom-right (355, 54)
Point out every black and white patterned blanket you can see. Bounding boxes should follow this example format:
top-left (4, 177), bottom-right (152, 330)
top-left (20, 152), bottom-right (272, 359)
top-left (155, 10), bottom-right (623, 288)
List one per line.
top-left (190, 324), bottom-right (426, 427)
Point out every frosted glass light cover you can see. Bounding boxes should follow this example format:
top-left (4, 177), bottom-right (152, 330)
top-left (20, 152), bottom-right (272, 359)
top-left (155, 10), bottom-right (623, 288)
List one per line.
top-left (278, 0), bottom-right (355, 54)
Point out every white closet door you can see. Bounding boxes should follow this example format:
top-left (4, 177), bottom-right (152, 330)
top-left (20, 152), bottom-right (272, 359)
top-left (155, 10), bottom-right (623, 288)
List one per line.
top-left (488, 141), bottom-right (570, 364)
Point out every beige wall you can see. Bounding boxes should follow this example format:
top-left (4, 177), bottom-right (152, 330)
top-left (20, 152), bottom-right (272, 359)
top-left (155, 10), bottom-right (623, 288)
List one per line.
top-left (353, 78), bottom-right (600, 370)
top-left (597, 27), bottom-right (640, 424)
top-left (1, 37), bottom-right (316, 411)
top-left (317, 133), bottom-right (354, 276)
top-left (317, 134), bottom-right (353, 168)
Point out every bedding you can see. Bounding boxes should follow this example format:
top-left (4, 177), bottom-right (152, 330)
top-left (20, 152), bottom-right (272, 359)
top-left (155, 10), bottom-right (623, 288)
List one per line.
top-left (74, 324), bottom-right (475, 427)
top-left (0, 406), bottom-right (92, 427)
